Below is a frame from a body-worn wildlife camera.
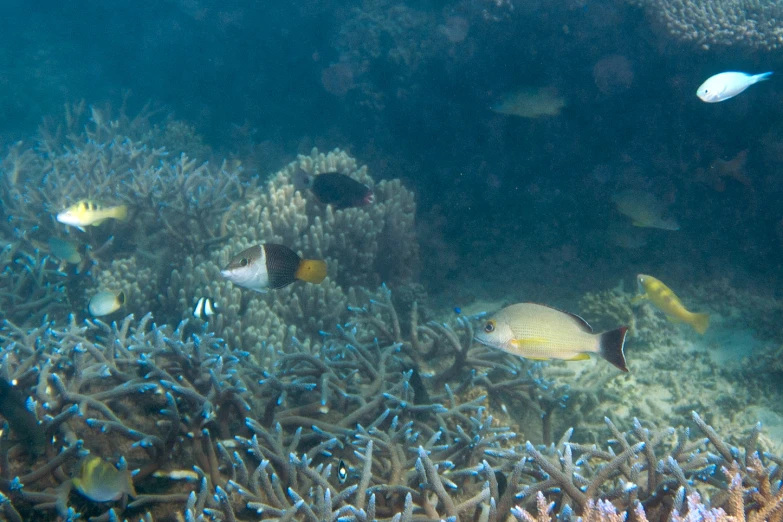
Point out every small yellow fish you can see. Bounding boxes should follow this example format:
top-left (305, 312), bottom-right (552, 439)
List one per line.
top-left (56, 200), bottom-right (128, 231)
top-left (633, 274), bottom-right (709, 334)
top-left (88, 290), bottom-right (125, 317)
top-left (475, 303), bottom-right (629, 372)
top-left (72, 455), bottom-right (137, 502)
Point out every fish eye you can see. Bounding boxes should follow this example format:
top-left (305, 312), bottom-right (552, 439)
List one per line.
top-left (240, 258), bottom-right (248, 267)
top-left (483, 320), bottom-right (495, 333)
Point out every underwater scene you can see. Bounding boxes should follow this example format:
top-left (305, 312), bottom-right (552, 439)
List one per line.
top-left (1, 0), bottom-right (783, 521)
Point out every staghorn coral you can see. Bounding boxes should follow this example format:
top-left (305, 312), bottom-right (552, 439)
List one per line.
top-left (630, 0), bottom-right (783, 50)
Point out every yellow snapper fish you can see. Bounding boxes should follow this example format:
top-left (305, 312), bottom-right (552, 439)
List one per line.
top-left (56, 200), bottom-right (128, 231)
top-left (88, 290), bottom-right (125, 317)
top-left (611, 189), bottom-right (679, 231)
top-left (491, 87), bottom-right (566, 118)
top-left (72, 455), bottom-right (137, 502)
top-left (475, 303), bottom-right (629, 372)
top-left (633, 274), bottom-right (709, 334)
top-left (221, 243), bottom-right (327, 292)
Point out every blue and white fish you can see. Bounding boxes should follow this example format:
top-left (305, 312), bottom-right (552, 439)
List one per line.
top-left (696, 71), bottom-right (772, 103)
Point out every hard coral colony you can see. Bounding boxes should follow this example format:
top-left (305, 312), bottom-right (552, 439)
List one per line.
top-left (0, 108), bottom-right (779, 522)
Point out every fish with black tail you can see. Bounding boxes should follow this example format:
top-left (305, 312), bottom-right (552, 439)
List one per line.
top-left (297, 169), bottom-right (374, 209)
top-left (221, 243), bottom-right (327, 292)
top-left (475, 303), bottom-right (629, 372)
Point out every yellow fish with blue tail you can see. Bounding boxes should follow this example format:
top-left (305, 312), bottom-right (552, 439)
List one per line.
top-left (56, 200), bottom-right (128, 232)
top-left (474, 303), bottom-right (629, 372)
top-left (72, 455), bottom-right (137, 502)
top-left (633, 274), bottom-right (709, 334)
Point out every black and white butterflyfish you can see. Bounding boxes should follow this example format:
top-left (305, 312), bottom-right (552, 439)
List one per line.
top-left (337, 459), bottom-right (348, 484)
top-left (193, 297), bottom-right (218, 320)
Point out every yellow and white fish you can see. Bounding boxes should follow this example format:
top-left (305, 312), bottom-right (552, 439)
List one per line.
top-left (474, 303), bottom-right (629, 372)
top-left (221, 243), bottom-right (327, 292)
top-left (611, 190), bottom-right (679, 231)
top-left (56, 200), bottom-right (128, 232)
top-left (88, 290), bottom-right (125, 317)
top-left (633, 274), bottom-right (709, 334)
top-left (72, 455), bottom-right (137, 502)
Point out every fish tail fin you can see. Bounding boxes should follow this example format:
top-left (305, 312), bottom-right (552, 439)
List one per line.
top-left (754, 72), bottom-right (774, 83)
top-left (114, 205), bottom-right (129, 221)
top-left (296, 259), bottom-right (327, 284)
top-left (117, 291), bottom-right (126, 306)
top-left (690, 312), bottom-right (710, 335)
top-left (598, 326), bottom-right (629, 372)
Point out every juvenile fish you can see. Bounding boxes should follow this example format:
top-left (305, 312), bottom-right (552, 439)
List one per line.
top-left (633, 274), bottom-right (709, 334)
top-left (88, 290), bottom-right (125, 317)
top-left (221, 243), bottom-right (327, 292)
top-left (56, 200), bottom-right (128, 231)
top-left (72, 455), bottom-right (137, 502)
top-left (697, 71), bottom-right (772, 103)
top-left (475, 303), bottom-right (629, 372)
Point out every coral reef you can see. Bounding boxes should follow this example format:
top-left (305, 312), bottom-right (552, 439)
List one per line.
top-left (630, 0), bottom-right (783, 50)
top-left (0, 289), bottom-right (782, 521)
top-left (167, 147), bottom-right (419, 353)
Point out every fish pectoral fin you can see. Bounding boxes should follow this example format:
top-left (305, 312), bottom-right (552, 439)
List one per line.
top-left (566, 353), bottom-right (591, 361)
top-left (509, 337), bottom-right (549, 349)
top-left (630, 294), bottom-right (646, 305)
top-left (91, 219), bottom-right (107, 227)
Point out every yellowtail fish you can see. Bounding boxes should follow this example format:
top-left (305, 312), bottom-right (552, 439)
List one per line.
top-left (88, 290), bottom-right (125, 317)
top-left (72, 455), bottom-right (137, 502)
top-left (633, 274), bottom-right (709, 334)
top-left (475, 303), bottom-right (629, 372)
top-left (56, 200), bottom-right (128, 231)
top-left (221, 243), bottom-right (327, 292)
top-left (47, 237), bottom-right (82, 264)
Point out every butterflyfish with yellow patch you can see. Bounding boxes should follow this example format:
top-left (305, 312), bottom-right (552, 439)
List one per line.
top-left (633, 274), bottom-right (709, 334)
top-left (88, 290), bottom-right (125, 317)
top-left (474, 303), bottom-right (629, 372)
top-left (56, 200), bottom-right (128, 232)
top-left (221, 243), bottom-right (327, 292)
top-left (72, 455), bottom-right (137, 502)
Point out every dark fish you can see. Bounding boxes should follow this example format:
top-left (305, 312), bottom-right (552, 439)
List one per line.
top-left (311, 172), bottom-right (374, 209)
top-left (408, 368), bottom-right (430, 405)
top-left (0, 378), bottom-right (46, 456)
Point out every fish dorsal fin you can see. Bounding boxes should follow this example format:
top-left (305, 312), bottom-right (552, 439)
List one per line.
top-left (526, 302), bottom-right (594, 333)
